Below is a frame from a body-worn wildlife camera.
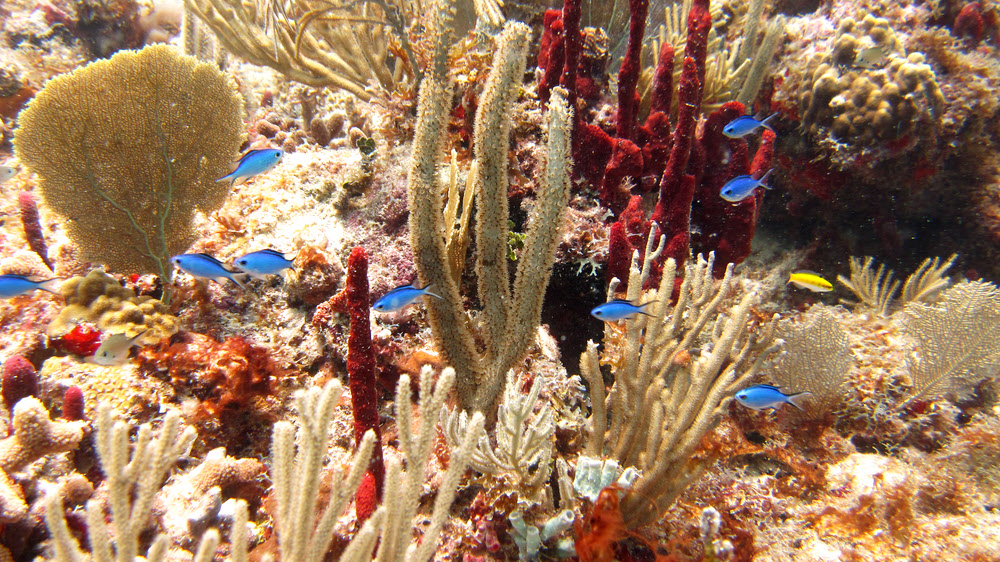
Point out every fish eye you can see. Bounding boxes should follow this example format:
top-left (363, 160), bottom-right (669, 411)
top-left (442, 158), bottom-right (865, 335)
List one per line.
top-left (238, 259), bottom-right (247, 265)
top-left (594, 310), bottom-right (603, 316)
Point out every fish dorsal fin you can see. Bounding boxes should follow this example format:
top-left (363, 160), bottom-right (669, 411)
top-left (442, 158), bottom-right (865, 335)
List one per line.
top-left (385, 283), bottom-right (417, 295)
top-left (195, 253), bottom-right (226, 266)
top-left (257, 248), bottom-right (287, 258)
top-left (608, 299), bottom-right (636, 305)
top-left (755, 384), bottom-right (781, 391)
top-left (793, 270), bottom-right (823, 277)
top-left (236, 148), bottom-right (266, 165)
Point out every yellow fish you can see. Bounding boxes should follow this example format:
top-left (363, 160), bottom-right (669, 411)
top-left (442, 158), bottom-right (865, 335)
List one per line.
top-left (788, 271), bottom-right (833, 292)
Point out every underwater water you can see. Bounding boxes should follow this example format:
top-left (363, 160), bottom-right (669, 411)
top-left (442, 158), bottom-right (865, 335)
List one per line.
top-left (1, 0), bottom-right (1000, 559)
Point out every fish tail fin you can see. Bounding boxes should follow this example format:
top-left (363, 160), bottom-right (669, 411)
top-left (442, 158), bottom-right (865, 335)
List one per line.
top-left (36, 278), bottom-right (64, 294)
top-left (422, 284), bottom-right (444, 300)
top-left (761, 113), bottom-right (778, 131)
top-left (229, 274), bottom-right (250, 290)
top-left (216, 172), bottom-right (233, 183)
top-left (758, 168), bottom-right (773, 189)
top-left (786, 391), bottom-right (813, 411)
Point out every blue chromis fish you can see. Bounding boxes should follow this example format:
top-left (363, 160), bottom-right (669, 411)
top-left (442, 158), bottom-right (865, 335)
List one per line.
top-left (86, 330), bottom-right (147, 366)
top-left (232, 249), bottom-right (297, 279)
top-left (0, 165), bottom-right (17, 184)
top-left (171, 254), bottom-right (249, 289)
top-left (0, 275), bottom-right (62, 298)
top-left (787, 271), bottom-right (834, 292)
top-left (590, 299), bottom-right (653, 322)
top-left (373, 283), bottom-right (442, 312)
top-left (735, 384), bottom-right (812, 411)
top-left (722, 114), bottom-right (776, 138)
top-left (720, 170), bottom-right (772, 203)
top-left (216, 148), bottom-right (283, 185)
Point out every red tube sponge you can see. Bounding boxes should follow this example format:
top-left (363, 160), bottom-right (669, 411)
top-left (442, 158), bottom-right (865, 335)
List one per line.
top-left (62, 386), bottom-right (86, 421)
top-left (344, 247), bottom-right (384, 523)
top-left (2, 356), bottom-right (39, 416)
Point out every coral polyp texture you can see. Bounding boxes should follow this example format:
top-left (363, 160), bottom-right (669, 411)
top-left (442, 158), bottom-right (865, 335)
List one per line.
top-left (4, 0), bottom-right (1000, 558)
top-left (47, 268), bottom-right (179, 345)
top-left (13, 44), bottom-right (244, 280)
top-left (798, 16), bottom-right (944, 151)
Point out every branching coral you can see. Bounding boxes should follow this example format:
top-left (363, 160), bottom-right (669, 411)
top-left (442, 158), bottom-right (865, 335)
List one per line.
top-left (184, 0), bottom-right (493, 98)
top-left (0, 397), bottom-right (88, 524)
top-left (443, 371), bottom-right (556, 503)
top-left (45, 404), bottom-right (196, 561)
top-left (582, 233), bottom-right (780, 525)
top-left (407, 22), bottom-right (573, 413)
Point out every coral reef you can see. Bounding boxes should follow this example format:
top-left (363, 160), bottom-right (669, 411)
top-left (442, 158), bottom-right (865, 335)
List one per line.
top-left (3, 0), bottom-right (1000, 558)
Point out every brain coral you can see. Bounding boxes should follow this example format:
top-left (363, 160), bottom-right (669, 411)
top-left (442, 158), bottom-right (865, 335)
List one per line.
top-left (47, 269), bottom-right (179, 345)
top-left (13, 45), bottom-right (245, 280)
top-left (798, 16), bottom-right (945, 154)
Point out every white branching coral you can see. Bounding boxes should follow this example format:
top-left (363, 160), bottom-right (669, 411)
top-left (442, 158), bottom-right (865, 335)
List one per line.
top-left (369, 366), bottom-right (484, 562)
top-left (582, 231), bottom-right (781, 525)
top-left (269, 380), bottom-right (375, 562)
top-left (44, 405), bottom-right (197, 562)
top-left (443, 371), bottom-right (556, 502)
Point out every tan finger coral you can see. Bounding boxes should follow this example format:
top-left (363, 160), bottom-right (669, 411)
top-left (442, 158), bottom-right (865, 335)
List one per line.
top-left (47, 269), bottom-right (180, 346)
top-left (799, 15), bottom-right (945, 150)
top-left (0, 397), bottom-right (88, 474)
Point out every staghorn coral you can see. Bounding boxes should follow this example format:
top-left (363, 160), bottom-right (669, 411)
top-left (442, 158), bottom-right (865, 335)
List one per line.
top-left (47, 269), bottom-right (179, 346)
top-left (798, 15), bottom-right (945, 151)
top-left (14, 45), bottom-right (245, 280)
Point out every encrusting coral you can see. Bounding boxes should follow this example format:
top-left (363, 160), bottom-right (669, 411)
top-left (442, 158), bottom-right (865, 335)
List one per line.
top-left (796, 14), bottom-right (945, 159)
top-left (47, 269), bottom-right (179, 346)
top-left (13, 44), bottom-right (245, 280)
